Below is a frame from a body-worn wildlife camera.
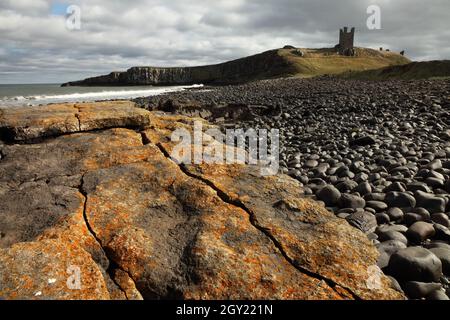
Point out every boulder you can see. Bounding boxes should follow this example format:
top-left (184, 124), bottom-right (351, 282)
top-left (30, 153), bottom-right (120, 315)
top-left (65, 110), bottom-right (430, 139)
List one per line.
top-left (345, 212), bottom-right (377, 234)
top-left (385, 192), bottom-right (416, 208)
top-left (387, 207), bottom-right (404, 222)
top-left (388, 247), bottom-right (442, 282)
top-left (429, 247), bottom-right (450, 276)
top-left (434, 224), bottom-right (450, 242)
top-left (316, 185), bottom-right (341, 206)
top-left (406, 222), bottom-right (436, 244)
top-left (402, 281), bottom-right (442, 299)
top-left (338, 194), bottom-right (366, 209)
top-left (366, 201), bottom-right (388, 212)
top-left (414, 191), bottom-right (446, 214)
top-left (427, 290), bottom-right (450, 300)
top-left (431, 213), bottom-right (450, 228)
top-left (377, 231), bottom-right (408, 245)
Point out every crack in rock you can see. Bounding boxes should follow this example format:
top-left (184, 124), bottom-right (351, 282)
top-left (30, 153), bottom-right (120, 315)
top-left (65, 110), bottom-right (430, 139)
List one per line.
top-left (78, 174), bottom-right (142, 300)
top-left (155, 142), bottom-right (361, 300)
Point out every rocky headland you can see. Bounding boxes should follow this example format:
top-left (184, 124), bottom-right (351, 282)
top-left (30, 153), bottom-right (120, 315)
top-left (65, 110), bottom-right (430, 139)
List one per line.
top-left (0, 100), bottom-right (403, 300)
top-left (61, 47), bottom-right (410, 87)
top-left (61, 49), bottom-right (295, 87)
top-left (135, 77), bottom-right (450, 299)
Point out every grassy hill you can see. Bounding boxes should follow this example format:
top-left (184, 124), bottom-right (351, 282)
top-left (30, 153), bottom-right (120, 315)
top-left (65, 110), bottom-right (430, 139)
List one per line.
top-left (66, 47), bottom-right (448, 86)
top-left (339, 60), bottom-right (450, 80)
top-left (279, 47), bottom-right (411, 78)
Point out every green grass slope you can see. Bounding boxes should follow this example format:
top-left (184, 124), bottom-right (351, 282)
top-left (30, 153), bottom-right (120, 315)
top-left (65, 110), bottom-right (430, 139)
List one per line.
top-left (278, 47), bottom-right (411, 78)
top-left (340, 60), bottom-right (450, 80)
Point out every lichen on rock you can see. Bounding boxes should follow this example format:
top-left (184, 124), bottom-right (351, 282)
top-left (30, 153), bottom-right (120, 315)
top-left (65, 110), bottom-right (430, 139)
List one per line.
top-left (0, 102), bottom-right (404, 300)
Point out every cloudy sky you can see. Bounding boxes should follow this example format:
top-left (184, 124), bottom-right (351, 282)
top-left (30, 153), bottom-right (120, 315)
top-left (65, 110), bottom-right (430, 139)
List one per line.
top-left (0, 0), bottom-right (449, 83)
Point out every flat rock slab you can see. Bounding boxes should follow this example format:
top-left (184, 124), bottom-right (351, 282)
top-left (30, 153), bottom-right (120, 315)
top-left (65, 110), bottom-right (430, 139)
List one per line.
top-left (0, 103), bottom-right (404, 300)
top-left (142, 113), bottom-right (405, 300)
top-left (0, 101), bottom-right (151, 141)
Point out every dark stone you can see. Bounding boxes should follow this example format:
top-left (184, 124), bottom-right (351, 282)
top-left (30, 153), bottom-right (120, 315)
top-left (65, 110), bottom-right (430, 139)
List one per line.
top-left (339, 194), bottom-right (366, 209)
top-left (384, 182), bottom-right (406, 193)
top-left (429, 247), bottom-right (450, 276)
top-left (404, 212), bottom-right (424, 226)
top-left (425, 177), bottom-right (445, 189)
top-left (434, 224), bottom-right (450, 242)
top-left (385, 191), bottom-right (416, 208)
top-left (377, 250), bottom-right (391, 269)
top-left (415, 191), bottom-right (446, 214)
top-left (376, 224), bottom-right (408, 234)
top-left (424, 242), bottom-right (450, 251)
top-left (406, 222), bottom-right (436, 243)
top-left (305, 159), bottom-right (319, 168)
top-left (375, 212), bottom-right (391, 225)
top-left (387, 276), bottom-right (403, 293)
top-left (431, 213), bottom-right (450, 228)
top-left (388, 247), bottom-right (442, 282)
top-left (402, 281), bottom-right (442, 299)
top-left (377, 240), bottom-right (408, 255)
top-left (316, 185), bottom-right (341, 206)
top-left (407, 182), bottom-right (432, 193)
top-left (366, 201), bottom-right (388, 212)
top-left (426, 159), bottom-right (442, 171)
top-left (349, 136), bottom-right (376, 147)
top-left (377, 231), bottom-right (408, 245)
top-left (336, 180), bottom-right (358, 192)
top-left (346, 211), bottom-right (377, 234)
top-left (426, 290), bottom-right (450, 300)
top-left (387, 207), bottom-right (404, 222)
top-left (355, 182), bottom-right (372, 195)
top-left (444, 179), bottom-right (450, 193)
top-left (412, 207), bottom-right (431, 221)
top-left (364, 193), bottom-right (386, 202)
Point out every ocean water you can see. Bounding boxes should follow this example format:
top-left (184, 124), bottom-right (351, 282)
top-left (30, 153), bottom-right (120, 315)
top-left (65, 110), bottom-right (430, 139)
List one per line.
top-left (0, 83), bottom-right (203, 108)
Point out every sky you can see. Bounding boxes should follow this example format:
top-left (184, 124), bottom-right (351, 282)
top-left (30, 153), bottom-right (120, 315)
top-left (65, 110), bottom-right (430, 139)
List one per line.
top-left (0, 0), bottom-right (449, 84)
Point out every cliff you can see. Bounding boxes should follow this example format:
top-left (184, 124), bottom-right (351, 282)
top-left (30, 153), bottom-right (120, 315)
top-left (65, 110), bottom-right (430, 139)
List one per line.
top-left (0, 101), bottom-right (404, 300)
top-left (62, 49), bottom-right (296, 86)
top-left (61, 47), bottom-right (410, 87)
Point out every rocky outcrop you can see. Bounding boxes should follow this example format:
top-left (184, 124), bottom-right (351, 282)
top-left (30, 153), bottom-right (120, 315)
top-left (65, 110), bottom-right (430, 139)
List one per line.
top-left (0, 102), bottom-right (404, 300)
top-left (0, 101), bottom-right (150, 142)
top-left (61, 50), bottom-right (296, 86)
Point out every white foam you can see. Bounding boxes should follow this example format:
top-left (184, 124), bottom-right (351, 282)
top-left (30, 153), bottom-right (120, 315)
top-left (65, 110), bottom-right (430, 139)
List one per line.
top-left (0, 84), bottom-right (203, 107)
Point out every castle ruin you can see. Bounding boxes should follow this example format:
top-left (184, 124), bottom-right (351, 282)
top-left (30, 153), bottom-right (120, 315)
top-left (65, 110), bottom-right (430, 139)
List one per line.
top-left (336, 27), bottom-right (355, 56)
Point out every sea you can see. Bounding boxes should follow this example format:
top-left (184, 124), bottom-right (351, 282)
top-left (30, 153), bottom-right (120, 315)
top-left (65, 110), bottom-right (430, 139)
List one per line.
top-left (0, 83), bottom-right (204, 108)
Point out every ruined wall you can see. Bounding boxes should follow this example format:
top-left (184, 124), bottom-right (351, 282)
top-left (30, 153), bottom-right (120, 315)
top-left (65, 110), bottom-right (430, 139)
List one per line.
top-left (338, 27), bottom-right (355, 56)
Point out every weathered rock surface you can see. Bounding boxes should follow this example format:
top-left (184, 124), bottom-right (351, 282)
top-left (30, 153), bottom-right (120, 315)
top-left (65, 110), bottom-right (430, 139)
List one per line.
top-left (0, 101), bottom-right (150, 142)
top-left (0, 102), bottom-right (404, 300)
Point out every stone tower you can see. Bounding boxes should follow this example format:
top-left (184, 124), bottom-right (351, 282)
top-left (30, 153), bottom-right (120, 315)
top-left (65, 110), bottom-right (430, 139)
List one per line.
top-left (337, 27), bottom-right (355, 56)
